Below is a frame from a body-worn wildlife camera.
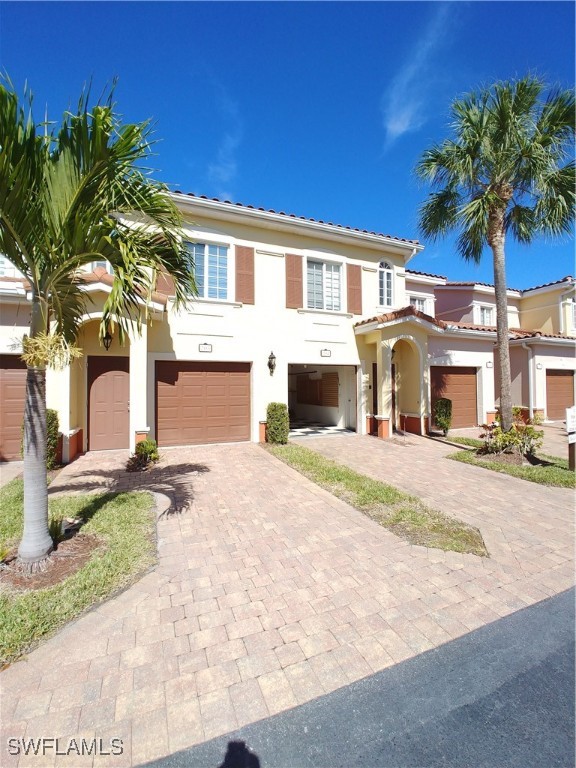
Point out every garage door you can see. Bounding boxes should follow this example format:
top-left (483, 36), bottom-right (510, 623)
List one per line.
top-left (546, 370), bottom-right (574, 420)
top-left (0, 355), bottom-right (27, 461)
top-left (431, 366), bottom-right (478, 429)
top-left (156, 361), bottom-right (251, 446)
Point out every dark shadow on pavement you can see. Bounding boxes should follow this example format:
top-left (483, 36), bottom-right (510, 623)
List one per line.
top-left (48, 461), bottom-right (210, 517)
top-left (139, 587), bottom-right (575, 768)
top-left (218, 741), bottom-right (260, 768)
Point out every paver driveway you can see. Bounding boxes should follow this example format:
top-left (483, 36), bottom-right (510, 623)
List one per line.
top-left (1, 437), bottom-right (573, 767)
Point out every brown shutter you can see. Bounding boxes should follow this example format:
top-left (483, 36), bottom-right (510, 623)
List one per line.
top-left (286, 253), bottom-right (303, 309)
top-left (235, 246), bottom-right (255, 304)
top-left (347, 264), bottom-right (362, 315)
top-left (156, 268), bottom-right (175, 297)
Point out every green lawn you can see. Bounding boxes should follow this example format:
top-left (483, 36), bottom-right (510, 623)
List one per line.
top-left (448, 450), bottom-right (575, 488)
top-left (447, 436), bottom-right (485, 449)
top-left (0, 480), bottom-right (156, 666)
top-left (266, 443), bottom-right (487, 557)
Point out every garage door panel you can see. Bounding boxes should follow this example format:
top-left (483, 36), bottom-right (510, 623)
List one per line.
top-left (0, 355), bottom-right (27, 461)
top-left (431, 366), bottom-right (478, 429)
top-left (156, 361), bottom-right (251, 446)
top-left (546, 370), bottom-right (574, 420)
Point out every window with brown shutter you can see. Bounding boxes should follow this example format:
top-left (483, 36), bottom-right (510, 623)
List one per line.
top-left (286, 253), bottom-right (303, 309)
top-left (347, 264), bottom-right (362, 315)
top-left (235, 246), bottom-right (255, 304)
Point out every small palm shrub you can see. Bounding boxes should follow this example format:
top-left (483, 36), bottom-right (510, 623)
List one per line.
top-left (126, 439), bottom-right (160, 471)
top-left (266, 403), bottom-right (289, 444)
top-left (434, 398), bottom-right (452, 436)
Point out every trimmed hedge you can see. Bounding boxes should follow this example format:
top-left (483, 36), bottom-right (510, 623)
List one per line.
top-left (266, 402), bottom-right (289, 444)
top-left (434, 398), bottom-right (452, 436)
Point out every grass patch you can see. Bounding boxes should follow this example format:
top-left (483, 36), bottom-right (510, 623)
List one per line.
top-left (447, 436), bottom-right (484, 449)
top-left (266, 443), bottom-right (487, 557)
top-left (448, 451), bottom-right (575, 488)
top-left (0, 479), bottom-right (156, 666)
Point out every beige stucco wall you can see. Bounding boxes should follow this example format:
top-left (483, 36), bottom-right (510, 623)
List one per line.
top-left (519, 289), bottom-right (564, 334)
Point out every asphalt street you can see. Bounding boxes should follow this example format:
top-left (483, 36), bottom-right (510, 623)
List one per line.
top-left (143, 588), bottom-right (575, 768)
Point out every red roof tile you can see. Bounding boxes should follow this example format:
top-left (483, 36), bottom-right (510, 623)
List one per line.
top-left (172, 192), bottom-right (421, 246)
top-left (405, 269), bottom-right (447, 280)
top-left (354, 304), bottom-right (446, 329)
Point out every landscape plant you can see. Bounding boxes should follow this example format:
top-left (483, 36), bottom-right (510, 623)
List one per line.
top-left (0, 78), bottom-right (196, 567)
top-left (417, 75), bottom-right (575, 433)
top-left (266, 402), bottom-right (289, 444)
top-left (434, 397), bottom-right (452, 436)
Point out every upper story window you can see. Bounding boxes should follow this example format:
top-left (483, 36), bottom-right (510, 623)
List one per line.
top-left (571, 300), bottom-right (576, 329)
top-left (307, 259), bottom-right (341, 311)
top-left (187, 242), bottom-right (228, 300)
top-left (0, 256), bottom-right (21, 278)
top-left (378, 262), bottom-right (393, 307)
top-left (479, 306), bottom-right (494, 325)
top-left (410, 296), bottom-right (426, 313)
top-left (91, 260), bottom-right (113, 274)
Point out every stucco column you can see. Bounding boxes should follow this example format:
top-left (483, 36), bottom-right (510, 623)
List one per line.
top-left (129, 321), bottom-right (148, 453)
top-left (46, 363), bottom-right (70, 436)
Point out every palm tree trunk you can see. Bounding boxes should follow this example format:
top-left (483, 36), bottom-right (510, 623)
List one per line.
top-left (17, 298), bottom-right (52, 566)
top-left (491, 236), bottom-right (514, 433)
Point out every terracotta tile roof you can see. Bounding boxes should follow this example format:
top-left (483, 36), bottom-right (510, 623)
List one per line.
top-left (522, 275), bottom-right (574, 292)
top-left (405, 269), bottom-right (447, 280)
top-left (354, 309), bottom-right (576, 341)
top-left (172, 192), bottom-right (421, 246)
top-left (444, 281), bottom-right (523, 293)
top-left (354, 304), bottom-right (447, 329)
top-left (80, 270), bottom-right (167, 306)
top-left (0, 275), bottom-right (30, 290)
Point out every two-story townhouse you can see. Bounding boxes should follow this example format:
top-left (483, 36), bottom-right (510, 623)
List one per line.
top-left (0, 194), bottom-right (425, 460)
top-left (1, 195), bottom-right (574, 463)
top-left (427, 276), bottom-right (575, 422)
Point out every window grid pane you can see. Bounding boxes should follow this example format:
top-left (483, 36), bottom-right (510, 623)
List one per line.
top-left (379, 265), bottom-right (392, 307)
top-left (307, 261), bottom-right (324, 309)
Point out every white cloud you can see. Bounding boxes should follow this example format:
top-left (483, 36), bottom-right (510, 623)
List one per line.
top-left (381, 3), bottom-right (452, 148)
top-left (207, 87), bottom-right (243, 200)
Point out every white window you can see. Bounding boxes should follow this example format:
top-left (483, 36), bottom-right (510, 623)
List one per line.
top-left (379, 262), bottom-right (393, 307)
top-left (187, 242), bottom-right (228, 300)
top-left (410, 296), bottom-right (426, 313)
top-left (307, 260), bottom-right (341, 311)
top-left (479, 306), bottom-right (494, 325)
top-left (571, 300), bottom-right (576, 329)
top-left (91, 260), bottom-right (113, 274)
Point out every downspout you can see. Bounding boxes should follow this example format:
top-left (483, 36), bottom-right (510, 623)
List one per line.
top-left (521, 341), bottom-right (534, 420)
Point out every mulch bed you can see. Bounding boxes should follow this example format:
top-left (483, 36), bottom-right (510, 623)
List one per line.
top-left (0, 533), bottom-right (103, 592)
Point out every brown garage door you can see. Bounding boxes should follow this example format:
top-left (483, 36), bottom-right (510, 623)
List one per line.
top-left (431, 366), bottom-right (478, 429)
top-left (156, 362), bottom-right (251, 446)
top-left (546, 370), bottom-right (574, 420)
top-left (0, 355), bottom-right (27, 461)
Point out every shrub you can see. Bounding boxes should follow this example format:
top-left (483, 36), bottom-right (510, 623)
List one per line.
top-left (479, 423), bottom-right (544, 456)
top-left (135, 439), bottom-right (159, 462)
top-left (46, 409), bottom-right (60, 470)
top-left (127, 439), bottom-right (160, 472)
top-left (266, 402), bottom-right (289, 444)
top-left (434, 398), bottom-right (452, 436)
top-left (21, 408), bottom-right (60, 470)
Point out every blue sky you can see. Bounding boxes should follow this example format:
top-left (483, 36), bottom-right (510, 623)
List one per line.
top-left (1, 1), bottom-right (574, 288)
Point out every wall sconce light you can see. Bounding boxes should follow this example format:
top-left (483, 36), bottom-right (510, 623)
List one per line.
top-left (102, 329), bottom-right (113, 351)
top-left (486, 361), bottom-right (493, 368)
top-left (268, 351), bottom-right (276, 376)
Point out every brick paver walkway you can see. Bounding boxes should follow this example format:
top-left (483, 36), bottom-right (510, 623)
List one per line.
top-left (1, 438), bottom-right (573, 767)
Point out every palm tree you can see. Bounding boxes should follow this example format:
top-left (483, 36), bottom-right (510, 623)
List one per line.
top-left (0, 79), bottom-right (196, 567)
top-left (416, 76), bottom-right (575, 432)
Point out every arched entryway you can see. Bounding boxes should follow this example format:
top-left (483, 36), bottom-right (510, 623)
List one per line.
top-left (391, 337), bottom-right (425, 434)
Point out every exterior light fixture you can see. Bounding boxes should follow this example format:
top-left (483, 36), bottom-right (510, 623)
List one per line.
top-left (536, 362), bottom-right (543, 370)
top-left (486, 360), bottom-right (493, 368)
top-left (102, 329), bottom-right (113, 351)
top-left (268, 351), bottom-right (277, 376)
